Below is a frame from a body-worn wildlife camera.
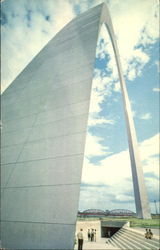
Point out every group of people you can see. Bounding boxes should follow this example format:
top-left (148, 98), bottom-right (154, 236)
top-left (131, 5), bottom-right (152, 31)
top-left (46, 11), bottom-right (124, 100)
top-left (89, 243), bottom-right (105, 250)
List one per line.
top-left (88, 229), bottom-right (96, 242)
top-left (145, 229), bottom-right (153, 239)
top-left (76, 228), bottom-right (97, 250)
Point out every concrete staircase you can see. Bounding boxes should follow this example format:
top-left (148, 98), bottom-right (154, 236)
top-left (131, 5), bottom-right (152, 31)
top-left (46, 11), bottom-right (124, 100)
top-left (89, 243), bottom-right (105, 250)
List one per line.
top-left (109, 228), bottom-right (160, 250)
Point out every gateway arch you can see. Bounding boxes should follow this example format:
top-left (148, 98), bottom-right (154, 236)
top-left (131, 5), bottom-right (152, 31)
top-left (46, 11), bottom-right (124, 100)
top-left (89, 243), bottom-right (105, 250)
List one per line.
top-left (1, 3), bottom-right (151, 249)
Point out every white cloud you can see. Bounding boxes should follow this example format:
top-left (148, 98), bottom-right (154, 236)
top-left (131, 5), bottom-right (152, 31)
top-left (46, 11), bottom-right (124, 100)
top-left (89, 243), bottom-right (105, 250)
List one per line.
top-left (88, 89), bottom-right (104, 114)
top-left (80, 133), bottom-right (159, 210)
top-left (113, 82), bottom-right (120, 92)
top-left (153, 87), bottom-right (160, 92)
top-left (110, 0), bottom-right (159, 53)
top-left (127, 69), bottom-right (136, 81)
top-left (139, 133), bottom-right (159, 176)
top-left (84, 133), bottom-right (110, 158)
top-left (115, 194), bottom-right (134, 202)
top-left (1, 0), bottom-right (159, 93)
top-left (82, 133), bottom-right (159, 185)
top-left (133, 49), bottom-right (150, 64)
top-left (126, 49), bottom-right (150, 80)
top-left (102, 0), bottom-right (158, 84)
top-left (79, 182), bottom-right (135, 211)
top-left (140, 113), bottom-right (152, 120)
top-left (90, 1), bottom-right (158, 119)
top-left (1, 0), bottom-right (75, 92)
top-left (82, 149), bottom-right (132, 186)
top-left (88, 116), bottom-right (115, 126)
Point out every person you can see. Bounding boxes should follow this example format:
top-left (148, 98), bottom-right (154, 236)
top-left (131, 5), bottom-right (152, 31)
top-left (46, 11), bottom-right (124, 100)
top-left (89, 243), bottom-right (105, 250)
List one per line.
top-left (91, 229), bottom-right (94, 242)
top-left (94, 229), bottom-right (96, 242)
top-left (148, 229), bottom-right (153, 239)
top-left (108, 230), bottom-right (111, 238)
top-left (145, 229), bottom-right (149, 239)
top-left (88, 229), bottom-right (91, 241)
top-left (77, 229), bottom-right (83, 250)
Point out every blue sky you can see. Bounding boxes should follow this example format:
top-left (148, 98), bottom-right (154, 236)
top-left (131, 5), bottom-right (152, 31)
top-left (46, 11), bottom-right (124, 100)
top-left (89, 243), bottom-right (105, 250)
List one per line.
top-left (1, 0), bottom-right (159, 213)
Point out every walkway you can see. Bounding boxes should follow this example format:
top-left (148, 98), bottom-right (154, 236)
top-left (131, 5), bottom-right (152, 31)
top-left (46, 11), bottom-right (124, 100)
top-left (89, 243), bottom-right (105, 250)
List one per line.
top-left (74, 238), bottom-right (120, 250)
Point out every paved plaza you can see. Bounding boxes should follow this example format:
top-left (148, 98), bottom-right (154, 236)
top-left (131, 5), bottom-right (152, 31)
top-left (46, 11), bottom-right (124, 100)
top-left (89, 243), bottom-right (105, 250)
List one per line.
top-left (75, 220), bottom-right (120, 249)
top-left (74, 219), bottom-right (160, 249)
top-left (74, 238), bottom-right (119, 250)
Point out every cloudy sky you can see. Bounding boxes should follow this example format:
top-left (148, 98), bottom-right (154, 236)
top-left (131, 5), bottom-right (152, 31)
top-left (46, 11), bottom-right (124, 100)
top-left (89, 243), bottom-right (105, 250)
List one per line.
top-left (1, 0), bottom-right (159, 214)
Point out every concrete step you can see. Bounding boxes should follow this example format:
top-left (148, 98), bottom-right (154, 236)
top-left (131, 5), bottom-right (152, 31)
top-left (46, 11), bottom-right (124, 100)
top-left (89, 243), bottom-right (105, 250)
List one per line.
top-left (110, 228), bottom-right (159, 250)
top-left (121, 228), bottom-right (159, 240)
top-left (121, 228), bottom-right (160, 247)
top-left (108, 238), bottom-right (117, 247)
top-left (121, 229), bottom-right (159, 247)
top-left (111, 232), bottom-right (140, 249)
top-left (117, 231), bottom-right (157, 250)
top-left (110, 236), bottom-right (130, 249)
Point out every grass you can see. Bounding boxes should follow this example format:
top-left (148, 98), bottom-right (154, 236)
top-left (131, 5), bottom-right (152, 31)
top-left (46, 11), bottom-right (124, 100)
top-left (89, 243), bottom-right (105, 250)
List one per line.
top-left (77, 215), bottom-right (160, 228)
